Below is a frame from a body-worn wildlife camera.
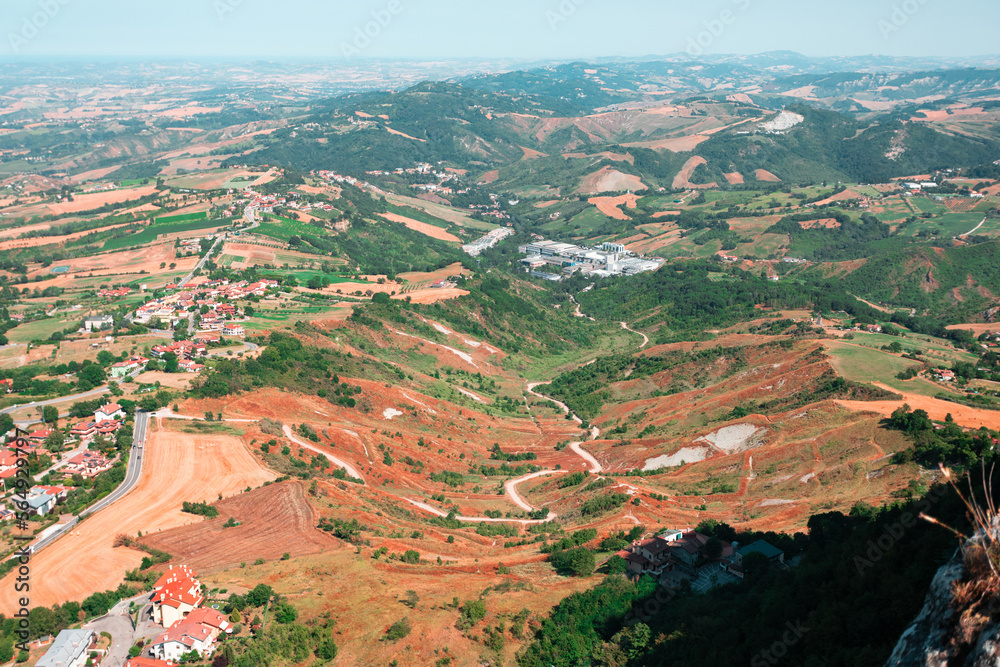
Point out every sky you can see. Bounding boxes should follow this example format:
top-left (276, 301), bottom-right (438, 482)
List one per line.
top-left (1, 0), bottom-right (997, 60)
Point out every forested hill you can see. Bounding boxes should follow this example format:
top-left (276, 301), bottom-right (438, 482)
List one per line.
top-left (696, 104), bottom-right (1000, 184)
top-left (833, 240), bottom-right (1000, 320)
top-left (230, 79), bottom-right (999, 186)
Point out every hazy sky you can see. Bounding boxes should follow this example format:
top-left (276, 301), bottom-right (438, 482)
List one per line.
top-left (1, 0), bottom-right (997, 60)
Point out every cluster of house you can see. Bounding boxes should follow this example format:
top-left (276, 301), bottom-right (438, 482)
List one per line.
top-left (145, 566), bottom-right (233, 662)
top-left (933, 368), bottom-right (957, 382)
top-left (519, 238), bottom-right (663, 281)
top-left (37, 567), bottom-right (231, 667)
top-left (151, 340), bottom-right (209, 373)
top-left (462, 226), bottom-right (514, 257)
top-left (98, 287), bottom-right (132, 299)
top-left (176, 237), bottom-right (211, 256)
top-left (618, 529), bottom-right (785, 581)
top-left (468, 193), bottom-right (513, 220)
top-left (132, 279), bottom-right (276, 330)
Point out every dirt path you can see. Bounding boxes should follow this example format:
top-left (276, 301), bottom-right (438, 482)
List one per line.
top-left (569, 442), bottom-right (603, 473)
top-left (403, 497), bottom-right (558, 525)
top-left (960, 217), bottom-right (987, 238)
top-left (505, 470), bottom-right (568, 513)
top-left (283, 425), bottom-right (366, 483)
top-left (620, 321), bottom-right (649, 348)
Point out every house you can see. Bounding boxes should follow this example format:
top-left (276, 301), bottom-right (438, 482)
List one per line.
top-left (866, 324), bottom-right (883, 333)
top-left (150, 621), bottom-right (215, 662)
top-left (0, 450), bottom-right (17, 474)
top-left (65, 451), bottom-right (112, 477)
top-left (222, 324), bottom-right (244, 337)
top-left (736, 539), bottom-right (785, 564)
top-left (126, 658), bottom-right (176, 667)
top-left (36, 629), bottom-right (96, 667)
top-left (33, 485), bottom-right (70, 502)
top-left (96, 403), bottom-right (125, 422)
top-left (110, 356), bottom-right (149, 379)
top-left (71, 421), bottom-right (98, 438)
top-left (178, 360), bottom-right (205, 373)
top-left (183, 608), bottom-right (232, 638)
top-left (83, 314), bottom-right (114, 332)
top-left (27, 429), bottom-right (54, 446)
top-left (21, 491), bottom-right (57, 516)
top-left (0, 378), bottom-right (13, 393)
top-left (96, 420), bottom-right (122, 436)
top-left (151, 566), bottom-right (204, 627)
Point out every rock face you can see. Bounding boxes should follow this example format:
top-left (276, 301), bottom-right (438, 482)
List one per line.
top-left (886, 550), bottom-right (1000, 666)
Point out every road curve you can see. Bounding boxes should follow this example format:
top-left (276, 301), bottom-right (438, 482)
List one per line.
top-left (282, 425), bottom-right (366, 483)
top-left (620, 321), bottom-right (649, 349)
top-left (505, 470), bottom-right (568, 514)
top-left (403, 497), bottom-right (557, 525)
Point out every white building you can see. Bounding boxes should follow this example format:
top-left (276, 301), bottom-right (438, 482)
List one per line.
top-left (37, 629), bottom-right (95, 667)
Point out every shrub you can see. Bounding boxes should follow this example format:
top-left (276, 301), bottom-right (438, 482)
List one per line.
top-left (384, 617), bottom-right (411, 641)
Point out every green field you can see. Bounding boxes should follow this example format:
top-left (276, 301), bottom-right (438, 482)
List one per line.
top-left (102, 218), bottom-right (227, 251)
top-left (824, 341), bottom-right (924, 391)
top-left (254, 215), bottom-right (325, 242)
top-left (7, 318), bottom-right (78, 343)
top-left (156, 211), bottom-right (209, 224)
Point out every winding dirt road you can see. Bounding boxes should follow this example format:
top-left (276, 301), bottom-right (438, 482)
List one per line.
top-left (620, 321), bottom-right (649, 349)
top-left (283, 425), bottom-right (366, 483)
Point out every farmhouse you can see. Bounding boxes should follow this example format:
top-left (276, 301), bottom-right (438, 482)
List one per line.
top-left (36, 629), bottom-right (96, 667)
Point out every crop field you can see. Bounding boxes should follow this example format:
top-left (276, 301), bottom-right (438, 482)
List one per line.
top-left (102, 218), bottom-right (227, 251)
top-left (156, 211), bottom-right (209, 224)
top-left (254, 214), bottom-right (325, 241)
top-left (6, 316), bottom-right (78, 343)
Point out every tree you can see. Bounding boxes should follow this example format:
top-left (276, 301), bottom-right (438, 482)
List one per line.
top-left (77, 363), bottom-right (106, 388)
top-left (607, 555), bottom-right (627, 575)
top-left (45, 429), bottom-right (65, 453)
top-left (274, 602), bottom-right (298, 624)
top-left (162, 352), bottom-right (179, 373)
top-left (384, 617), bottom-right (411, 641)
top-left (0, 412), bottom-right (14, 435)
top-left (316, 637), bottom-right (338, 661)
top-left (245, 583), bottom-right (273, 607)
top-left (42, 405), bottom-right (59, 424)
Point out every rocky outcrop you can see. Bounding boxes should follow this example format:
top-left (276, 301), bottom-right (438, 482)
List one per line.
top-left (886, 549), bottom-right (1000, 666)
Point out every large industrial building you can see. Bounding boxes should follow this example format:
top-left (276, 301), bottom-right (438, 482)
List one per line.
top-left (518, 239), bottom-right (662, 279)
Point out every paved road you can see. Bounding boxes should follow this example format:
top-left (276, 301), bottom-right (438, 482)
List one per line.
top-left (0, 386), bottom-right (110, 418)
top-left (178, 235), bottom-right (224, 288)
top-left (85, 597), bottom-right (163, 667)
top-left (83, 410), bottom-right (148, 517)
top-left (21, 411), bottom-right (149, 556)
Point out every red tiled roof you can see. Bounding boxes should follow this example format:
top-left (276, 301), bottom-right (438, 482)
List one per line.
top-left (126, 658), bottom-right (175, 667)
top-left (152, 620), bottom-right (212, 648)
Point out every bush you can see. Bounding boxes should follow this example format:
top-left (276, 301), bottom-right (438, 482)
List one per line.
top-left (316, 637), bottom-right (339, 661)
top-left (549, 547), bottom-right (596, 577)
top-left (384, 617), bottom-right (411, 641)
